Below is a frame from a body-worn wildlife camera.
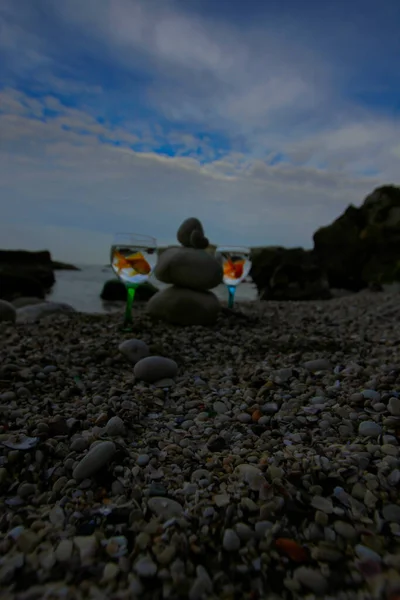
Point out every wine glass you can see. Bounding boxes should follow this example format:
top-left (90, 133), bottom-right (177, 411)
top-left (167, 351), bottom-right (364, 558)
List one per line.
top-left (215, 246), bottom-right (252, 309)
top-left (111, 233), bottom-right (157, 331)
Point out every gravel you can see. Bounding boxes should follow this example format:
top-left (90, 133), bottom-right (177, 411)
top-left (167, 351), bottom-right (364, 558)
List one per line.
top-left (0, 291), bottom-right (400, 598)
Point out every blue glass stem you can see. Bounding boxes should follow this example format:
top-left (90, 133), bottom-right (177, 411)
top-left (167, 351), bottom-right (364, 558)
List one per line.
top-left (227, 285), bottom-right (236, 309)
top-left (123, 284), bottom-right (137, 328)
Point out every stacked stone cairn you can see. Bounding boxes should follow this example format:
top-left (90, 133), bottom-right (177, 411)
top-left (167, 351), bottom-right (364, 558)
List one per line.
top-left (147, 218), bottom-right (223, 325)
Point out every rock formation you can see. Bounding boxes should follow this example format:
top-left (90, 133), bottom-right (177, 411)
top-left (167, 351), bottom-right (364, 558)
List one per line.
top-left (147, 218), bottom-right (222, 325)
top-left (250, 247), bottom-right (331, 301)
top-left (313, 185), bottom-right (400, 290)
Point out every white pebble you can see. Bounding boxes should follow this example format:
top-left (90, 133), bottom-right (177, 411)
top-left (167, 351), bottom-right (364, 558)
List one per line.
top-left (222, 528), bottom-right (241, 551)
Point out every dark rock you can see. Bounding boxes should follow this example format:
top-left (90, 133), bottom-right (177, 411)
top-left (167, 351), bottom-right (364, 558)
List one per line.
top-left (313, 185), bottom-right (400, 290)
top-left (147, 286), bottom-right (220, 325)
top-left (51, 261), bottom-right (80, 271)
top-left (100, 279), bottom-right (158, 302)
top-left (11, 297), bottom-right (45, 308)
top-left (177, 217), bottom-right (204, 247)
top-left (250, 247), bottom-right (331, 301)
top-left (0, 250), bottom-right (57, 301)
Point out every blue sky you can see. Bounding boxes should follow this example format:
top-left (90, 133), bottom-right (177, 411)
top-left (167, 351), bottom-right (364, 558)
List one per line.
top-left (0, 0), bottom-right (399, 263)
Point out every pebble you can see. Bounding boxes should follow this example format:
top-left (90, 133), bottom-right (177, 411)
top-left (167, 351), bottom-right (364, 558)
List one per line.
top-left (334, 521), bottom-right (357, 540)
top-left (134, 356), bottom-right (178, 383)
top-left (134, 555), bottom-right (157, 577)
top-left (137, 454), bottom-right (150, 467)
top-left (358, 421), bottom-right (382, 437)
top-left (294, 566), bottom-right (329, 594)
top-left (55, 539), bottom-right (73, 562)
top-left (105, 416), bottom-right (125, 436)
top-left (311, 495), bottom-right (333, 514)
top-left (382, 504), bottom-right (400, 523)
top-left (388, 397), bottom-right (400, 416)
top-left (118, 338), bottom-right (150, 364)
top-left (222, 528), bottom-right (241, 551)
top-left (73, 441), bottom-right (116, 481)
top-left (148, 497), bottom-right (183, 520)
top-left (73, 535), bottom-right (98, 566)
top-left (303, 358), bottom-right (332, 372)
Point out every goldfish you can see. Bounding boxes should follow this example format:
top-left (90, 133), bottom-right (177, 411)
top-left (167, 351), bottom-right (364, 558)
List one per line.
top-left (223, 256), bottom-right (245, 279)
top-left (113, 250), bottom-right (151, 275)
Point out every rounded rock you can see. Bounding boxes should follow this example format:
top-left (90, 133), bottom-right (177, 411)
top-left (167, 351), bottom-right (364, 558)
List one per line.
top-left (147, 287), bottom-right (220, 326)
top-left (222, 528), bottom-right (241, 551)
top-left (154, 247), bottom-right (222, 291)
top-left (0, 300), bottom-right (16, 324)
top-left (73, 441), bottom-right (116, 481)
top-left (118, 339), bottom-right (150, 365)
top-left (105, 416), bottom-right (125, 437)
top-left (134, 356), bottom-right (178, 383)
top-left (177, 217), bottom-right (204, 247)
top-left (358, 421), bottom-right (382, 437)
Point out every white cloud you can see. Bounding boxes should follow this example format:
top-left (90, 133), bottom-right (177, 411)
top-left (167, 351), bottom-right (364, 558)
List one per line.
top-left (0, 1), bottom-right (399, 263)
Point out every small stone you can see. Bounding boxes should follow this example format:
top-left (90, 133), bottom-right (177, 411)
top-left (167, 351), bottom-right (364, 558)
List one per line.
top-left (134, 555), bottom-right (157, 577)
top-left (234, 464), bottom-right (264, 491)
top-left (311, 496), bottom-right (333, 514)
top-left (118, 339), bottom-right (150, 364)
top-left (177, 217), bottom-right (204, 247)
top-left (213, 401), bottom-right (228, 414)
top-left (0, 300), bottom-right (16, 323)
top-left (237, 413), bottom-right (251, 423)
top-left (358, 421), bottom-right (382, 437)
top-left (294, 566), bottom-right (328, 594)
top-left (74, 535), bottom-right (98, 566)
top-left (105, 416), bottom-right (125, 436)
top-left (263, 402), bottom-right (279, 414)
top-left (222, 528), bottom-right (241, 551)
top-left (382, 504), bottom-right (400, 523)
top-left (214, 493), bottom-right (230, 507)
top-left (55, 539), bottom-right (73, 562)
top-left (134, 356), bottom-right (178, 383)
top-left (361, 389), bottom-right (381, 401)
top-left (103, 562), bottom-right (120, 581)
top-left (189, 565), bottom-right (213, 600)
top-left (147, 287), bottom-right (221, 326)
top-left (49, 505), bottom-right (65, 528)
top-left (137, 454), bottom-right (150, 467)
top-left (73, 441), bottom-right (116, 481)
top-left (388, 397), bottom-right (400, 416)
top-left (148, 497), bottom-right (183, 520)
top-left (333, 521), bottom-right (357, 540)
top-left (303, 359), bottom-right (332, 372)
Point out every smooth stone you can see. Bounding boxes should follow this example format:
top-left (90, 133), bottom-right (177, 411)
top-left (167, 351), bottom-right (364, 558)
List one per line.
top-left (303, 359), bottom-right (332, 372)
top-left (177, 217), bottom-right (204, 247)
top-left (134, 555), bottom-right (157, 577)
top-left (333, 521), bottom-right (357, 540)
top-left (358, 421), bottom-right (382, 437)
top-left (137, 454), bottom-right (150, 467)
top-left (134, 356), bottom-right (178, 383)
top-left (361, 389), bottom-right (381, 401)
top-left (190, 229), bottom-right (209, 249)
top-left (213, 401), bottom-right (228, 414)
top-left (147, 287), bottom-right (220, 326)
top-left (222, 528), bottom-right (241, 551)
top-left (73, 535), bottom-right (98, 566)
top-left (382, 504), bottom-right (400, 523)
top-left (105, 416), bottom-right (125, 437)
top-left (147, 497), bottom-right (183, 520)
top-left (55, 539), bottom-right (73, 562)
top-left (0, 300), bottom-right (16, 323)
top-left (294, 567), bottom-right (328, 594)
top-left (311, 496), bottom-right (334, 514)
top-left (73, 441), bottom-right (116, 481)
top-left (118, 339), bottom-right (150, 365)
top-left (234, 464), bottom-right (264, 491)
top-left (154, 247), bottom-right (222, 291)
top-left (16, 302), bottom-right (75, 323)
top-left (388, 397), bottom-right (400, 416)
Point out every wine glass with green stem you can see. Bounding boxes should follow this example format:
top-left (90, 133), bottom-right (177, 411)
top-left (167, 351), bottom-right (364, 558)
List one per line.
top-left (215, 246), bottom-right (252, 309)
top-left (110, 233), bottom-right (157, 331)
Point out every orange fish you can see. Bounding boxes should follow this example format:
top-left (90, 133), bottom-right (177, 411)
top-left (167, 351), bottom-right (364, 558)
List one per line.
top-left (275, 538), bottom-right (309, 563)
top-left (223, 256), bottom-right (245, 279)
top-left (114, 250), bottom-right (151, 275)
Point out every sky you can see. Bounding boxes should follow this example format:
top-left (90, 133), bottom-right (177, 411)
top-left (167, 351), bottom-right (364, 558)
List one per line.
top-left (0, 0), bottom-right (399, 264)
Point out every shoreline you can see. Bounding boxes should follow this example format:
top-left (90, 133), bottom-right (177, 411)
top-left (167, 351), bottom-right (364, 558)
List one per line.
top-left (0, 292), bottom-right (400, 598)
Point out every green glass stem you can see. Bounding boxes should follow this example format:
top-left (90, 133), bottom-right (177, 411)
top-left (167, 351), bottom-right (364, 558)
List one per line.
top-left (123, 284), bottom-right (137, 330)
top-left (227, 285), bottom-right (236, 309)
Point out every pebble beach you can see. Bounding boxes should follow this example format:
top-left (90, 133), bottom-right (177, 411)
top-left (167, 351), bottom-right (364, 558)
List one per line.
top-left (1, 292), bottom-right (400, 600)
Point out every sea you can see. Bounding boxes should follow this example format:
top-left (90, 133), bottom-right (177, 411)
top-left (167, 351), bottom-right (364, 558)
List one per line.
top-left (47, 265), bottom-right (258, 314)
